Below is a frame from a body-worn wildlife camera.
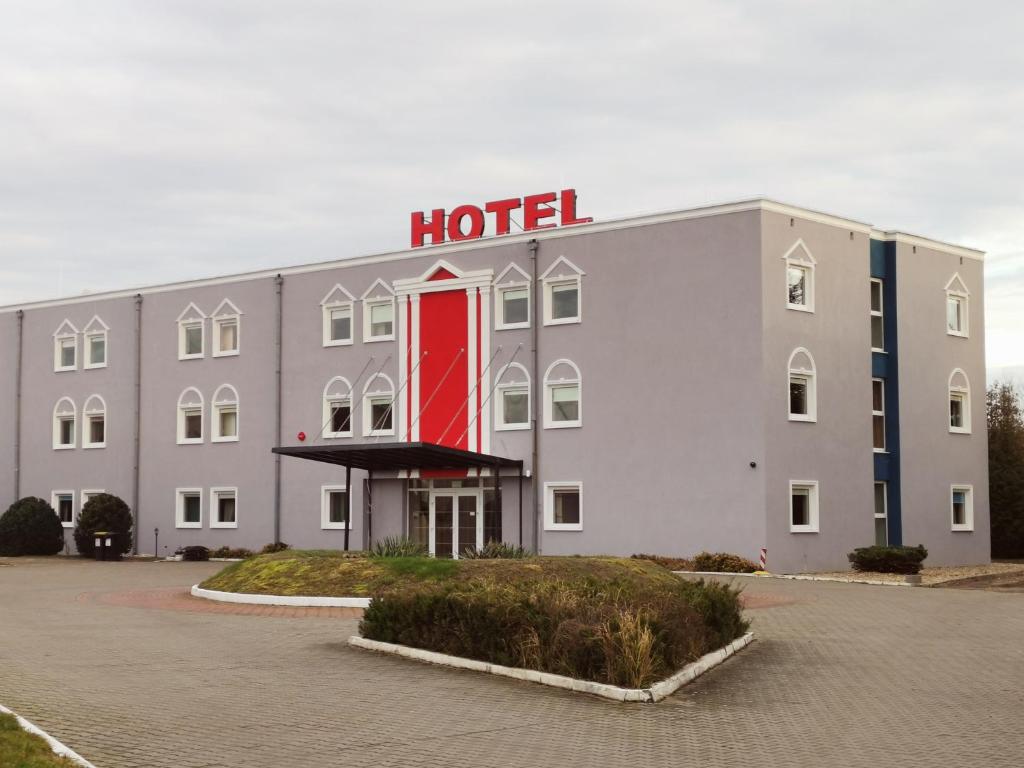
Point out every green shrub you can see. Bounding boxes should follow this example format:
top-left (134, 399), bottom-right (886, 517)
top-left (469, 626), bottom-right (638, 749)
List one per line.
top-left (370, 536), bottom-right (427, 558)
top-left (209, 546), bottom-right (255, 559)
top-left (462, 541), bottom-right (529, 559)
top-left (260, 542), bottom-right (290, 554)
top-left (848, 545), bottom-right (928, 574)
top-left (181, 546), bottom-right (209, 561)
top-left (632, 554), bottom-right (695, 571)
top-left (72, 494), bottom-right (133, 558)
top-left (691, 552), bottom-right (760, 573)
top-left (0, 497), bottom-right (64, 556)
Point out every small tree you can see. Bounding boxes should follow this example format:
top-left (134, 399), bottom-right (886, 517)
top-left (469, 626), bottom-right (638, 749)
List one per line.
top-left (0, 497), bottom-right (64, 556)
top-left (989, 382), bottom-right (1024, 558)
top-left (73, 493), bottom-right (133, 558)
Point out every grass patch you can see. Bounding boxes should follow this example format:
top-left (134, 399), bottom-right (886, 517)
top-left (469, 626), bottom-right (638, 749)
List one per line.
top-left (0, 713), bottom-right (78, 767)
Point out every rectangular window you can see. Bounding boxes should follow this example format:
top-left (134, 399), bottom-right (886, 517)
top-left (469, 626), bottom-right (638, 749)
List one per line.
top-left (872, 379), bottom-right (886, 452)
top-left (81, 490), bottom-right (104, 508)
top-left (218, 407), bottom-right (238, 439)
top-left (367, 301), bottom-right (394, 340)
top-left (57, 337), bottom-right (76, 370)
top-left (873, 481), bottom-right (887, 546)
top-left (787, 265), bottom-right (809, 307)
top-left (544, 482), bottom-right (582, 531)
top-left (947, 294), bottom-right (967, 336)
top-left (550, 385), bottom-right (579, 424)
top-left (184, 324), bottom-right (203, 357)
top-left (789, 376), bottom-right (809, 418)
top-left (53, 492), bottom-right (74, 527)
top-left (951, 486), bottom-right (973, 531)
top-left (950, 392), bottom-right (966, 431)
top-left (501, 287), bottom-right (529, 327)
top-left (185, 409), bottom-right (203, 441)
top-left (86, 334), bottom-right (106, 367)
top-left (211, 488), bottom-right (238, 528)
top-left (550, 282), bottom-right (579, 322)
top-left (500, 388), bottom-right (529, 428)
top-left (321, 486), bottom-right (351, 529)
top-left (870, 279), bottom-right (885, 351)
top-left (330, 307), bottom-right (352, 343)
top-left (59, 417), bottom-right (75, 447)
top-left (88, 416), bottom-right (105, 446)
top-left (176, 489), bottom-right (202, 528)
top-left (215, 318), bottom-right (239, 355)
top-left (330, 402), bottom-right (352, 435)
top-left (789, 481), bottom-right (819, 532)
top-left (369, 397), bottom-right (393, 432)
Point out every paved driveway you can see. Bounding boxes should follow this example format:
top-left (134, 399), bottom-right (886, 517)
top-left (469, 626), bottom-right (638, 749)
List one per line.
top-left (1, 558), bottom-right (1022, 768)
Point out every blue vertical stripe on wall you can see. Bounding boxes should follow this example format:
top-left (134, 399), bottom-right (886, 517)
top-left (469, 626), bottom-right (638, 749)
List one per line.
top-left (870, 239), bottom-right (902, 546)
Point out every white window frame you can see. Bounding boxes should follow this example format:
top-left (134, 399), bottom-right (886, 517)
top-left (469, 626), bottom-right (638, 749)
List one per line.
top-left (211, 384), bottom-right (240, 443)
top-left (177, 303), bottom-right (206, 360)
top-left (210, 486), bottom-right (239, 529)
top-left (872, 378), bottom-right (886, 453)
top-left (53, 320), bottom-right (79, 372)
top-left (321, 484), bottom-right (352, 530)
top-left (177, 387), bottom-right (204, 445)
top-left (870, 278), bottom-right (885, 352)
top-left (53, 397), bottom-right (76, 450)
top-left (211, 300), bottom-right (242, 358)
top-left (52, 490), bottom-right (75, 529)
top-left (362, 374), bottom-right (396, 437)
top-left (543, 359), bottom-right (582, 429)
top-left (544, 481), bottom-right (583, 531)
top-left (540, 256), bottom-right (584, 326)
top-left (493, 263), bottom-right (532, 331)
top-left (945, 274), bottom-right (970, 338)
top-left (873, 481), bottom-right (888, 546)
top-left (787, 347), bottom-right (817, 422)
top-left (176, 487), bottom-right (203, 529)
top-left (80, 489), bottom-right (105, 509)
top-left (82, 395), bottom-right (107, 449)
top-left (950, 484), bottom-right (974, 532)
top-left (83, 316), bottom-right (109, 370)
top-left (361, 279), bottom-right (396, 343)
top-left (789, 480), bottom-right (820, 533)
top-left (323, 377), bottom-right (354, 438)
top-left (948, 369), bottom-right (971, 434)
top-left (782, 240), bottom-right (816, 313)
top-left (494, 362), bottom-right (531, 431)
top-left (321, 284), bottom-right (356, 347)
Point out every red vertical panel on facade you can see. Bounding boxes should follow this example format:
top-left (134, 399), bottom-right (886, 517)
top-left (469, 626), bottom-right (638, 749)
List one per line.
top-left (406, 299), bottom-right (412, 442)
top-left (476, 293), bottom-right (482, 450)
top-left (419, 289), bottom-right (469, 450)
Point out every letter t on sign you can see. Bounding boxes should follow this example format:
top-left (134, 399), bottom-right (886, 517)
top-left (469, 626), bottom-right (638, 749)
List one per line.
top-left (411, 209), bottom-right (446, 248)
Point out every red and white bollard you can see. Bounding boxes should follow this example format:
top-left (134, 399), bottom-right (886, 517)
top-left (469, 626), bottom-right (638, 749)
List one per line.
top-left (759, 548), bottom-right (767, 571)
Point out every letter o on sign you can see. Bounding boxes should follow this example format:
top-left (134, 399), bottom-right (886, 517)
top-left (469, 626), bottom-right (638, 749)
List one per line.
top-left (447, 205), bottom-right (485, 241)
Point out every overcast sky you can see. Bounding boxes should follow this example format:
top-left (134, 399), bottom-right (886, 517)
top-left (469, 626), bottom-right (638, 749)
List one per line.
top-left (1, 1), bottom-right (1021, 379)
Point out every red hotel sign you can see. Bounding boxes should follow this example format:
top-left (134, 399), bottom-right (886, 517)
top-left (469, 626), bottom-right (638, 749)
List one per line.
top-left (411, 188), bottom-right (593, 248)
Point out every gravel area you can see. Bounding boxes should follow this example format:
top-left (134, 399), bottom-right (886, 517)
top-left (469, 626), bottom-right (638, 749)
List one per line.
top-left (809, 562), bottom-right (1024, 586)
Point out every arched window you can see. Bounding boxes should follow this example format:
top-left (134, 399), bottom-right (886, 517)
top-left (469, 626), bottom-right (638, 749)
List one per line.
top-left (53, 397), bottom-right (76, 449)
top-left (177, 387), bottom-right (204, 444)
top-left (211, 384), bottom-right (239, 442)
top-left (543, 359), bottom-right (581, 428)
top-left (948, 369), bottom-right (971, 433)
top-left (362, 374), bottom-right (395, 436)
top-left (787, 348), bottom-right (817, 422)
top-left (494, 362), bottom-right (530, 430)
top-left (323, 377), bottom-right (354, 438)
top-left (82, 395), bottom-right (107, 448)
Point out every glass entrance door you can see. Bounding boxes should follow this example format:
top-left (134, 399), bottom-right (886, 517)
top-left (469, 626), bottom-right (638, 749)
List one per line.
top-left (430, 490), bottom-right (482, 558)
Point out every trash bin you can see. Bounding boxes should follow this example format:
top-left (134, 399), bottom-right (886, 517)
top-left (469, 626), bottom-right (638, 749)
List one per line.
top-left (92, 531), bottom-right (119, 561)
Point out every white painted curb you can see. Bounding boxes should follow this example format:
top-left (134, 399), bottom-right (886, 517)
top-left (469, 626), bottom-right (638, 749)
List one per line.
top-left (673, 571), bottom-right (916, 587)
top-left (348, 632), bottom-right (754, 703)
top-left (190, 584), bottom-right (371, 607)
top-left (0, 703), bottom-right (97, 767)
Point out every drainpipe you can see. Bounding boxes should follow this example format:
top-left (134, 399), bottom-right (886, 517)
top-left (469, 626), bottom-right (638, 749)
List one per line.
top-left (132, 294), bottom-right (143, 554)
top-left (273, 274), bottom-right (284, 544)
top-left (13, 310), bottom-right (23, 502)
top-left (529, 238), bottom-right (540, 554)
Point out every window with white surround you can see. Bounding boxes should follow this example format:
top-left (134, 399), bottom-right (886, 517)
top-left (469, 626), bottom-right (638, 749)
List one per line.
top-left (540, 256), bottom-right (584, 325)
top-left (321, 485), bottom-right (351, 529)
top-left (543, 359), bottom-right (581, 429)
top-left (872, 378), bottom-right (886, 452)
top-left (783, 240), bottom-right (816, 312)
top-left (53, 397), bottom-right (76, 449)
top-left (494, 362), bottom-right (530, 430)
top-left (321, 284), bottom-right (355, 346)
top-left (787, 348), bottom-right (817, 422)
top-left (323, 377), bottom-right (354, 438)
top-left (52, 491), bottom-right (74, 528)
top-left (176, 488), bottom-right (202, 528)
top-left (81, 490), bottom-right (105, 508)
top-left (874, 481), bottom-right (887, 546)
top-left (177, 303), bottom-right (206, 360)
top-left (53, 320), bottom-right (78, 372)
top-left (544, 482), bottom-right (582, 531)
top-left (83, 316), bottom-right (109, 369)
top-left (951, 485), bottom-right (973, 531)
top-left (948, 369), bottom-right (971, 433)
top-left (82, 395), bottom-right (107, 449)
top-left (362, 374), bottom-right (395, 436)
top-left (177, 387), bottom-right (204, 444)
top-left (211, 299), bottom-right (242, 357)
top-left (870, 279), bottom-right (885, 351)
top-left (361, 279), bottom-right (396, 342)
top-left (945, 274), bottom-right (969, 337)
top-left (211, 384), bottom-right (239, 442)
top-left (789, 481), bottom-right (819, 532)
top-left (493, 263), bottom-right (531, 330)
top-left (211, 487), bottom-right (238, 528)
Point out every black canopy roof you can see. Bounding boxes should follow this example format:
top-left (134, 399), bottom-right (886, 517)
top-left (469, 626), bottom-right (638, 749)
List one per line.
top-left (272, 441), bottom-right (523, 472)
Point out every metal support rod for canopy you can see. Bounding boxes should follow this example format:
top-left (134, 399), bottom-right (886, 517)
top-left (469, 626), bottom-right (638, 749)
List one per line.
top-left (344, 463), bottom-right (351, 552)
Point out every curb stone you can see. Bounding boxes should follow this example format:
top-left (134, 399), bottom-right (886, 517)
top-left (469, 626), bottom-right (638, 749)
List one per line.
top-left (190, 584), bottom-right (371, 607)
top-left (0, 703), bottom-right (98, 768)
top-left (673, 571), bottom-right (917, 587)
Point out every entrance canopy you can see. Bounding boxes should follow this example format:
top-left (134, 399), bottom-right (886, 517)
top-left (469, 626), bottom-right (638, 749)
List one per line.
top-left (272, 441), bottom-right (523, 473)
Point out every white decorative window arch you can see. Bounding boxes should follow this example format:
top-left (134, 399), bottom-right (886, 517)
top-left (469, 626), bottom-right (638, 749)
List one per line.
top-left (53, 396), bottom-right (77, 449)
top-left (361, 279), bottom-right (396, 343)
top-left (362, 373), bottom-right (396, 436)
top-left (177, 387), bottom-right (204, 444)
top-left (53, 319), bottom-right (79, 372)
top-left (783, 239), bottom-right (816, 312)
top-left (948, 369), bottom-right (971, 434)
top-left (543, 359), bottom-right (582, 428)
top-left (211, 384), bottom-right (239, 442)
top-left (211, 299), bottom-right (242, 357)
top-left (494, 362), bottom-right (531, 430)
top-left (177, 303), bottom-right (206, 360)
top-left (788, 348), bottom-right (817, 422)
top-left (945, 273), bottom-right (969, 338)
top-left (323, 376), bottom-right (354, 438)
top-left (321, 284), bottom-right (356, 347)
top-left (540, 256), bottom-right (584, 326)
top-left (494, 263), bottom-right (531, 330)
top-left (82, 394), bottom-right (107, 449)
top-left (83, 316), bottom-right (109, 369)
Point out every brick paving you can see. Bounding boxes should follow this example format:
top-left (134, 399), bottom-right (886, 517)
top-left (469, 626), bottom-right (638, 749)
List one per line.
top-left (1, 558), bottom-right (1023, 767)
